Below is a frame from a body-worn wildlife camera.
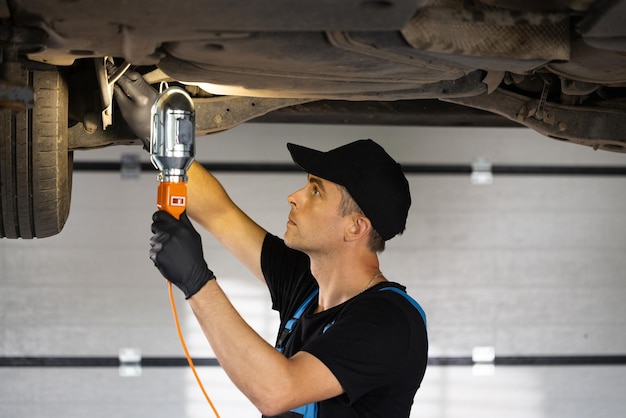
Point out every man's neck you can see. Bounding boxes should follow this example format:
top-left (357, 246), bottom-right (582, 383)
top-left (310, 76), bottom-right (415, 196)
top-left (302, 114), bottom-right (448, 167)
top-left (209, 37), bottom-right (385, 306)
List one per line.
top-left (309, 252), bottom-right (384, 312)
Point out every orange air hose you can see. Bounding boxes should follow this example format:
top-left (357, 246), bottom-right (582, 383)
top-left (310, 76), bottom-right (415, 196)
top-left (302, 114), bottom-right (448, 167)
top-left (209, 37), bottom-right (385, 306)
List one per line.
top-left (168, 281), bottom-right (221, 418)
top-left (159, 182), bottom-right (221, 418)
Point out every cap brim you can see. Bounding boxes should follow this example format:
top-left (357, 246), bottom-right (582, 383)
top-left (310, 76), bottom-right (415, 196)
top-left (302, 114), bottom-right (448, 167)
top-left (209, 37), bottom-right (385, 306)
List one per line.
top-left (287, 143), bottom-right (337, 182)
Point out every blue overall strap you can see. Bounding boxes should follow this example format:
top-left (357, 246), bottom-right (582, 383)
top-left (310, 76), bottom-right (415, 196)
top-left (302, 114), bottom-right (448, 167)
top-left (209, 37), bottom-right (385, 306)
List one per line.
top-left (379, 286), bottom-right (427, 327)
top-left (276, 288), bottom-right (319, 354)
top-left (275, 289), bottom-right (320, 417)
top-left (290, 401), bottom-right (318, 418)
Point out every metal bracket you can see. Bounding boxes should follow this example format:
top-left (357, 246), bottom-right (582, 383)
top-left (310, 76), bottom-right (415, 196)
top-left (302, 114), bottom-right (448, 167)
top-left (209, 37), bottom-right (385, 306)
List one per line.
top-left (120, 153), bottom-right (141, 179)
top-left (472, 346), bottom-right (495, 376)
top-left (118, 347), bottom-right (142, 377)
top-left (95, 57), bottom-right (130, 130)
top-left (527, 76), bottom-right (554, 124)
top-left (471, 157), bottom-right (493, 185)
top-left (443, 88), bottom-right (626, 153)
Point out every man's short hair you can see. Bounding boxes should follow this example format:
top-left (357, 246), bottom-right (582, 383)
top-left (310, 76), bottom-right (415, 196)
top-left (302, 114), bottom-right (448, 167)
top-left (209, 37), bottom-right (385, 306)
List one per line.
top-left (338, 185), bottom-right (385, 253)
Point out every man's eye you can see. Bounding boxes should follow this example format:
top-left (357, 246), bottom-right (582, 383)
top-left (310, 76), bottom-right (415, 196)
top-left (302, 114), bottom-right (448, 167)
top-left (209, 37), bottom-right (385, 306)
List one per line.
top-left (312, 186), bottom-right (320, 196)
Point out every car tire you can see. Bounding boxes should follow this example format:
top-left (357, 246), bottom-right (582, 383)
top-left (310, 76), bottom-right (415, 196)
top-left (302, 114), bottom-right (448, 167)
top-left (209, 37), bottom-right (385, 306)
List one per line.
top-left (0, 68), bottom-right (72, 239)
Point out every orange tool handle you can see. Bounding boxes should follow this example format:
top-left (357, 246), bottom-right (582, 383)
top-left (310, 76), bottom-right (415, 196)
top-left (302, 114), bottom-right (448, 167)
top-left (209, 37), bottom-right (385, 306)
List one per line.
top-left (157, 181), bottom-right (187, 220)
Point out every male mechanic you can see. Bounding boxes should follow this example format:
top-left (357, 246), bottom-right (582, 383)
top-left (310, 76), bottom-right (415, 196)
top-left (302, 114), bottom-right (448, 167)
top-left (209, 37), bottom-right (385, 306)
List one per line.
top-left (116, 72), bottom-right (428, 417)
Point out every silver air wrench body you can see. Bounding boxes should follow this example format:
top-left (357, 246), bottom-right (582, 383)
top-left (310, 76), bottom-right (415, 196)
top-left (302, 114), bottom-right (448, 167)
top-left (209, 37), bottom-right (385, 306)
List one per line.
top-left (150, 85), bottom-right (195, 219)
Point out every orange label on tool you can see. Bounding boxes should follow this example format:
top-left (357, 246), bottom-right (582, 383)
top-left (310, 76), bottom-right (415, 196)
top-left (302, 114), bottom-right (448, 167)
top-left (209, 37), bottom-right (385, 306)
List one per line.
top-left (157, 182), bottom-right (187, 219)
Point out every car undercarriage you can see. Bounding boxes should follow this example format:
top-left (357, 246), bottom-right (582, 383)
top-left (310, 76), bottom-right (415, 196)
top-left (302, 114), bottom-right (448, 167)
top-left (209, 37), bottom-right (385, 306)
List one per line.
top-left (1, 0), bottom-right (625, 238)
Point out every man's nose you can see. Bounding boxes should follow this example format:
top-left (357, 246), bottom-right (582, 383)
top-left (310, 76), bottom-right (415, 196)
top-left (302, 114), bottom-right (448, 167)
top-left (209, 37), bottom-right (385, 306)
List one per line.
top-left (287, 191), bottom-right (296, 207)
top-left (287, 187), bottom-right (303, 206)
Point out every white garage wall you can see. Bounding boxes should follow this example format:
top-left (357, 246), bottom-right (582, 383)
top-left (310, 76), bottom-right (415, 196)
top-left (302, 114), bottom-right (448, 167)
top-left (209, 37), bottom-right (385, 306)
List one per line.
top-left (1, 123), bottom-right (625, 417)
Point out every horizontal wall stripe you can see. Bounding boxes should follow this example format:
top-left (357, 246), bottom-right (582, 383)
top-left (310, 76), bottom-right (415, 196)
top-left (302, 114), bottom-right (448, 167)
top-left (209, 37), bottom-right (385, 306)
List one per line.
top-left (0, 356), bottom-right (219, 367)
top-left (72, 161), bottom-right (626, 176)
top-left (428, 355), bottom-right (626, 366)
top-left (2, 355), bottom-right (625, 368)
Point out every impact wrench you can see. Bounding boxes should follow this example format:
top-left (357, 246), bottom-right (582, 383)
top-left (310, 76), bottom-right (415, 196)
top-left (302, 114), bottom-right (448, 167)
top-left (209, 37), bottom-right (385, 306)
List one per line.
top-left (150, 83), bottom-right (220, 417)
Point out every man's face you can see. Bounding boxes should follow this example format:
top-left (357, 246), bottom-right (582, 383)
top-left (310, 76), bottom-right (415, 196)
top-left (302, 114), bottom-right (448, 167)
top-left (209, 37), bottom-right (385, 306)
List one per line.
top-left (284, 174), bottom-right (349, 254)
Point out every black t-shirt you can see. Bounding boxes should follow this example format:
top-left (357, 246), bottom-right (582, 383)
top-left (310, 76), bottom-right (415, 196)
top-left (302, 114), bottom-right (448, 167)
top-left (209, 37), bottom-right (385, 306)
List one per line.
top-left (261, 234), bottom-right (428, 418)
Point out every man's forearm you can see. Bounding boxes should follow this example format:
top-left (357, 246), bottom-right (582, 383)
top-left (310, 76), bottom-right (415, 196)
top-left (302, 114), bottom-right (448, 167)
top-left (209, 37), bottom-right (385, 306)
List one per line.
top-left (188, 281), bottom-right (302, 414)
top-left (185, 161), bottom-right (267, 280)
top-left (186, 161), bottom-right (234, 231)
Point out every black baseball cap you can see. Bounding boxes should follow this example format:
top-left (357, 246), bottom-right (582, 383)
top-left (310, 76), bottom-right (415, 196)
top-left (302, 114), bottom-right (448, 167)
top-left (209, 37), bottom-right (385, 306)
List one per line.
top-left (287, 139), bottom-right (411, 241)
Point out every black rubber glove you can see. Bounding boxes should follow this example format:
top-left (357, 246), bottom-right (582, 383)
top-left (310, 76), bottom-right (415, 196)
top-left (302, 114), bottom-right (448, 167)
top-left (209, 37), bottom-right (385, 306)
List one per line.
top-left (113, 70), bottom-right (158, 149)
top-left (150, 211), bottom-right (215, 299)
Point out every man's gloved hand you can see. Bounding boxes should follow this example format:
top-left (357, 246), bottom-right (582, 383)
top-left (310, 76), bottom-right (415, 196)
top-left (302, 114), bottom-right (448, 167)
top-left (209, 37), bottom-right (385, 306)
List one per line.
top-left (113, 70), bottom-right (158, 149)
top-left (150, 211), bottom-right (215, 299)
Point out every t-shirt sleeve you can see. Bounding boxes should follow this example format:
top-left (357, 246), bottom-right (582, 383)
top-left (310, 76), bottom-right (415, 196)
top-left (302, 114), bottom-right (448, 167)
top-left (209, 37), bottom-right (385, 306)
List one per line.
top-left (302, 296), bottom-right (415, 404)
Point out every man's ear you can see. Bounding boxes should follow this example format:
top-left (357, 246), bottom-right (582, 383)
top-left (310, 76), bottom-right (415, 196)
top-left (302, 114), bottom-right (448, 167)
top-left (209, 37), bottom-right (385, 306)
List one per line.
top-left (345, 215), bottom-right (372, 242)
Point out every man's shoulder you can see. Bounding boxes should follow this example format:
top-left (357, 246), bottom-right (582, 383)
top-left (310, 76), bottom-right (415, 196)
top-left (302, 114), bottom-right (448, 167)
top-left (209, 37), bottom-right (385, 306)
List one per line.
top-left (352, 282), bottom-right (427, 328)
